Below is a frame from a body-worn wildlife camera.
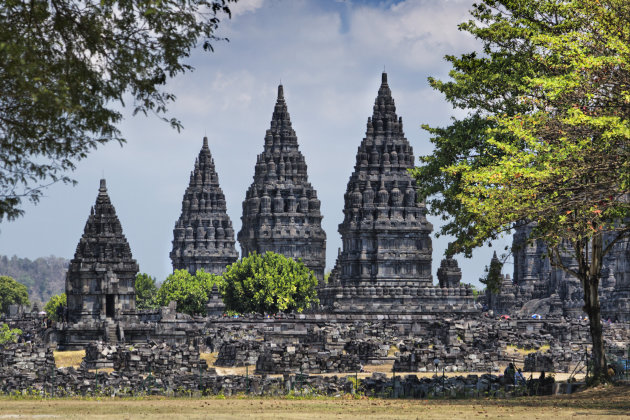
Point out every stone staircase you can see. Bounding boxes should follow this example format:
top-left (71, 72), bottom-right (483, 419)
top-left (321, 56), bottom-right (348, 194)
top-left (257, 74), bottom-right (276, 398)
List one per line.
top-left (105, 320), bottom-right (118, 343)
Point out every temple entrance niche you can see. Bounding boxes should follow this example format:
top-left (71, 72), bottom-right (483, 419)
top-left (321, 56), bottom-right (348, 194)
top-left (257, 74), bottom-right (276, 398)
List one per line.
top-left (105, 295), bottom-right (115, 318)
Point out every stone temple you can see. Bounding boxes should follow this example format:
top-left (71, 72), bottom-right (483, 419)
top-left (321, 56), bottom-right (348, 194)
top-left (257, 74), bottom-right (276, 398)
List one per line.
top-left (319, 73), bottom-right (474, 313)
top-left (238, 85), bottom-right (326, 281)
top-left (485, 223), bottom-right (630, 321)
top-left (66, 179), bottom-right (138, 324)
top-left (170, 137), bottom-right (239, 275)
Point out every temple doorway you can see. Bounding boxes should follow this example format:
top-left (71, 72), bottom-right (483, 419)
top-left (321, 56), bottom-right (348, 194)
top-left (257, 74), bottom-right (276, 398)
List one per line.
top-left (105, 295), bottom-right (115, 318)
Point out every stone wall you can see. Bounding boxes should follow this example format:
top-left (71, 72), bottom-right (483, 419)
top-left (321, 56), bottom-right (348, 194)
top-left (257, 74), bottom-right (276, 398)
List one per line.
top-left (202, 315), bottom-right (630, 374)
top-left (0, 341), bottom-right (533, 398)
top-left (215, 340), bottom-right (262, 367)
top-left (83, 342), bottom-right (208, 375)
top-left (255, 342), bottom-right (360, 374)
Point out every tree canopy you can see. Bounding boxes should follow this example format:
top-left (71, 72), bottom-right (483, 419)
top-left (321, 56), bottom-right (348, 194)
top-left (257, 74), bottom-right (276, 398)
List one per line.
top-left (219, 252), bottom-right (319, 314)
top-left (0, 323), bottom-right (22, 345)
top-left (135, 273), bottom-right (159, 310)
top-left (155, 269), bottom-right (219, 316)
top-left (0, 275), bottom-right (29, 314)
top-left (0, 0), bottom-right (236, 222)
top-left (411, 0), bottom-right (629, 383)
top-left (43, 293), bottom-right (66, 322)
top-left (480, 252), bottom-right (503, 295)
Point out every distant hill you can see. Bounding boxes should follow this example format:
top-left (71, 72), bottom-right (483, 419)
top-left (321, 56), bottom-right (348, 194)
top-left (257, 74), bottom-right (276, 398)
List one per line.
top-left (0, 255), bottom-right (68, 305)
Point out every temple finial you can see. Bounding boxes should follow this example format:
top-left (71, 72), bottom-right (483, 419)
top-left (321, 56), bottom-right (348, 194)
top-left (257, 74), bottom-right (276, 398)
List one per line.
top-left (382, 72), bottom-right (388, 84)
top-left (203, 136), bottom-right (209, 149)
top-left (278, 84), bottom-right (284, 100)
top-left (99, 178), bottom-right (107, 192)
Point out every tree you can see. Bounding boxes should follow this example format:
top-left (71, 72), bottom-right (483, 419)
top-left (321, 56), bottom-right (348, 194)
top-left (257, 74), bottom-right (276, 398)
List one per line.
top-left (411, 0), bottom-right (630, 384)
top-left (155, 269), bottom-right (219, 316)
top-left (480, 252), bottom-right (503, 295)
top-left (43, 293), bottom-right (66, 322)
top-left (135, 273), bottom-right (159, 310)
top-left (0, 275), bottom-right (29, 314)
top-left (219, 252), bottom-right (319, 314)
top-left (0, 323), bottom-right (22, 345)
top-left (0, 0), bottom-right (236, 222)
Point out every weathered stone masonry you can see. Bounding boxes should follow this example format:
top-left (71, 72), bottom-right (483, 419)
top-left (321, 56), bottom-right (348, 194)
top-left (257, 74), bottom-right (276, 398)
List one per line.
top-left (170, 137), bottom-right (239, 275)
top-left (238, 85), bottom-right (327, 282)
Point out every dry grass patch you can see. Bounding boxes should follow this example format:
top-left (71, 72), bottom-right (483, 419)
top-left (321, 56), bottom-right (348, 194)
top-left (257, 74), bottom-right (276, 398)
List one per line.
top-left (0, 385), bottom-right (628, 420)
top-left (54, 350), bottom-right (85, 368)
top-left (214, 365), bottom-right (257, 376)
top-left (200, 352), bottom-right (218, 367)
top-left (386, 345), bottom-right (398, 357)
top-left (505, 343), bottom-right (550, 357)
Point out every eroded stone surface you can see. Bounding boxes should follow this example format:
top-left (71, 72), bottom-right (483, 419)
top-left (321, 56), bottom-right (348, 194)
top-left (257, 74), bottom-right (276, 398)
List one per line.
top-left (170, 137), bottom-right (238, 275)
top-left (238, 85), bottom-right (326, 281)
top-left (66, 179), bottom-right (138, 324)
top-left (318, 73), bottom-right (473, 313)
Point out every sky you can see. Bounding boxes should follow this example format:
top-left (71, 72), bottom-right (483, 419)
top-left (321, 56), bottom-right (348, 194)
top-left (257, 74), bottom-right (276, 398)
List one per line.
top-left (0, 0), bottom-right (511, 288)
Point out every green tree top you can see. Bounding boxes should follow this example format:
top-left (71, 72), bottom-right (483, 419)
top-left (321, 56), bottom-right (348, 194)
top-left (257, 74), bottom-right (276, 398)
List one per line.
top-left (480, 252), bottom-right (504, 294)
top-left (155, 269), bottom-right (220, 316)
top-left (219, 252), bottom-right (319, 314)
top-left (43, 293), bottom-right (66, 322)
top-left (0, 323), bottom-right (22, 345)
top-left (135, 273), bottom-right (159, 310)
top-left (0, 275), bottom-right (30, 314)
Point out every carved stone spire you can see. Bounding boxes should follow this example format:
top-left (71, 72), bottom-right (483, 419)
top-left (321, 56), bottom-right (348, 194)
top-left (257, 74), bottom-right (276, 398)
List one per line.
top-left (170, 137), bottom-right (238, 275)
top-left (238, 85), bottom-right (326, 281)
top-left (437, 254), bottom-right (462, 288)
top-left (319, 73), bottom-right (450, 313)
top-left (66, 179), bottom-right (139, 323)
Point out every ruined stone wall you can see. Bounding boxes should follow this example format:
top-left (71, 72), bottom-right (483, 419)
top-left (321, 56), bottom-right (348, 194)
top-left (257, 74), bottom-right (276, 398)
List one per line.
top-left (83, 342), bottom-right (208, 375)
top-left (255, 342), bottom-right (361, 374)
top-left (202, 315), bottom-right (630, 374)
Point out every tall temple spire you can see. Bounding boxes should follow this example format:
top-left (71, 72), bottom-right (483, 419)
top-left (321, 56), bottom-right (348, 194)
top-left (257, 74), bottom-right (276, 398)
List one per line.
top-left (170, 137), bottom-right (238, 275)
top-left (238, 84), bottom-right (326, 282)
top-left (317, 73), bottom-right (462, 313)
top-left (66, 179), bottom-right (139, 323)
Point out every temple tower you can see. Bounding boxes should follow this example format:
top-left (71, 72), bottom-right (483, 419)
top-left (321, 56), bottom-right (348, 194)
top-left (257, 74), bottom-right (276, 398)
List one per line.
top-left (238, 85), bottom-right (326, 281)
top-left (437, 255), bottom-right (462, 288)
top-left (170, 137), bottom-right (239, 275)
top-left (66, 179), bottom-right (138, 323)
top-left (334, 72), bottom-right (432, 286)
top-left (508, 222), bottom-right (630, 320)
top-left (318, 73), bottom-right (469, 313)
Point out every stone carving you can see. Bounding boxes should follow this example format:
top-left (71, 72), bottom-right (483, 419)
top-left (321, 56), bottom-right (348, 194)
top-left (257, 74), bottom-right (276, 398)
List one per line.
top-left (238, 85), bottom-right (326, 281)
top-left (170, 137), bottom-right (238, 275)
top-left (319, 73), bottom-right (473, 312)
top-left (488, 222), bottom-right (630, 321)
top-left (437, 255), bottom-right (462, 288)
top-left (66, 179), bottom-right (138, 324)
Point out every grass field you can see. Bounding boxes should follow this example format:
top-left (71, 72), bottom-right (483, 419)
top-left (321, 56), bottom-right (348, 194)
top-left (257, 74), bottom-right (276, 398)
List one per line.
top-left (0, 385), bottom-right (627, 419)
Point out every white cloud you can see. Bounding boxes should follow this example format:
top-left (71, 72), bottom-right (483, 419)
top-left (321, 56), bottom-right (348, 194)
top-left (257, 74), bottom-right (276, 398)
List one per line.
top-left (230, 0), bottom-right (265, 17)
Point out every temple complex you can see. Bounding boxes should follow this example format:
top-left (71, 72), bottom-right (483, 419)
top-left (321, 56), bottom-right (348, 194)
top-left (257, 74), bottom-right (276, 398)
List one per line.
top-left (319, 73), bottom-right (474, 313)
top-left (486, 223), bottom-right (630, 321)
top-left (170, 137), bottom-right (239, 275)
top-left (65, 179), bottom-right (138, 324)
top-left (4, 75), bottom-right (630, 387)
top-left (238, 85), bottom-right (326, 281)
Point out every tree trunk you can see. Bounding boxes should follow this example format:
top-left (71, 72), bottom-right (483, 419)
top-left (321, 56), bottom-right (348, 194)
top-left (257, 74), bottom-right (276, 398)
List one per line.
top-left (584, 273), bottom-right (607, 383)
top-left (582, 232), bottom-right (608, 384)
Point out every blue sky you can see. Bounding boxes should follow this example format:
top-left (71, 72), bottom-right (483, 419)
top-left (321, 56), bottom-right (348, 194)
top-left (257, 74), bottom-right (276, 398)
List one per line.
top-left (0, 0), bottom-right (511, 287)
